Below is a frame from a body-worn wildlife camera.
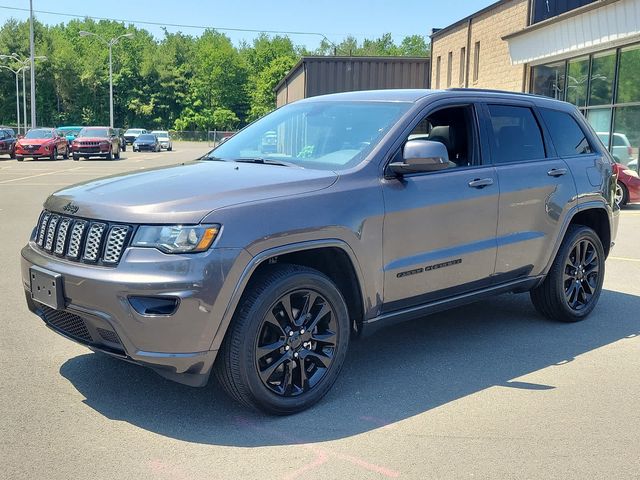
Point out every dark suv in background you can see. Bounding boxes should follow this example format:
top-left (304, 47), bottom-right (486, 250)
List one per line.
top-left (0, 127), bottom-right (17, 158)
top-left (21, 89), bottom-right (617, 414)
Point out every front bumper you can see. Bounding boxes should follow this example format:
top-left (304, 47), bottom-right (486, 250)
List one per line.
top-left (21, 242), bottom-right (249, 386)
top-left (134, 144), bottom-right (156, 151)
top-left (15, 146), bottom-right (50, 158)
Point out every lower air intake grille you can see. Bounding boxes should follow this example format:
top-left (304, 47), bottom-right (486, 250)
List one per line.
top-left (97, 328), bottom-right (121, 345)
top-left (41, 306), bottom-right (92, 342)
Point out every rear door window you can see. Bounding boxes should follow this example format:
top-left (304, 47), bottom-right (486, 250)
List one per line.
top-left (539, 108), bottom-right (592, 157)
top-left (487, 105), bottom-right (546, 164)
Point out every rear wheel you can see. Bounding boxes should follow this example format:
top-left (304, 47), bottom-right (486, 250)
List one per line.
top-left (615, 181), bottom-right (629, 207)
top-left (215, 264), bottom-right (350, 415)
top-left (530, 225), bottom-right (605, 322)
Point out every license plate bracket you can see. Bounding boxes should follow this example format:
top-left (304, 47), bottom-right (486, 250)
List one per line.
top-left (30, 266), bottom-right (65, 310)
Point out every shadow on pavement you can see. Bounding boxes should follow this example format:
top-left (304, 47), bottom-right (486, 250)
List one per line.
top-left (60, 289), bottom-right (640, 447)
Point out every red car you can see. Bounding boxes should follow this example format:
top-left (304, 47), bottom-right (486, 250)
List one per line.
top-left (71, 126), bottom-right (121, 161)
top-left (614, 162), bottom-right (640, 207)
top-left (14, 128), bottom-right (69, 162)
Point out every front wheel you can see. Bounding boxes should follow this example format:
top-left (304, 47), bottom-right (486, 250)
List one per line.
top-left (72, 154), bottom-right (79, 161)
top-left (530, 225), bottom-right (605, 322)
top-left (615, 181), bottom-right (629, 207)
top-left (215, 264), bottom-right (350, 415)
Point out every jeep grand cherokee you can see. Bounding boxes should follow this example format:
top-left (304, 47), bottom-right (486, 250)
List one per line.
top-left (21, 89), bottom-right (618, 414)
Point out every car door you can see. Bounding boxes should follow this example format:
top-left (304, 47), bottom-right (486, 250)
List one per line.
top-left (480, 102), bottom-right (577, 280)
top-left (381, 101), bottom-right (499, 313)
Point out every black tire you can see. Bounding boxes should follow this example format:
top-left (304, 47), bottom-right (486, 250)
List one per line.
top-left (615, 181), bottom-right (629, 207)
top-left (530, 225), bottom-right (605, 322)
top-left (17, 156), bottom-right (23, 162)
top-left (215, 264), bottom-right (350, 415)
top-left (72, 154), bottom-right (79, 161)
top-left (106, 148), bottom-right (113, 161)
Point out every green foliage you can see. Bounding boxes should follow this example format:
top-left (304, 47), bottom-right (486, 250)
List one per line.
top-left (0, 18), bottom-right (430, 130)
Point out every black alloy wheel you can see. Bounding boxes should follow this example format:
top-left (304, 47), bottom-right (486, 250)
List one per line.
top-left (255, 288), bottom-right (338, 397)
top-left (530, 225), bottom-right (605, 322)
top-left (563, 238), bottom-right (600, 311)
top-left (215, 264), bottom-right (350, 414)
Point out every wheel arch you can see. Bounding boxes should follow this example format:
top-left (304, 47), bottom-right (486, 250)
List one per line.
top-left (210, 240), bottom-right (367, 352)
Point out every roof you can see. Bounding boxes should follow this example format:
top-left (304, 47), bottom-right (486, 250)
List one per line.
top-left (294, 89), bottom-right (439, 103)
top-left (274, 55), bottom-right (431, 93)
top-left (430, 0), bottom-right (507, 40)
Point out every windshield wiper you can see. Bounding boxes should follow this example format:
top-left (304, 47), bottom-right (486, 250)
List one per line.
top-left (233, 158), bottom-right (300, 168)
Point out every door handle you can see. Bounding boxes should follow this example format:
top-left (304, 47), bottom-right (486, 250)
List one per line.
top-left (468, 178), bottom-right (494, 189)
top-left (547, 168), bottom-right (568, 177)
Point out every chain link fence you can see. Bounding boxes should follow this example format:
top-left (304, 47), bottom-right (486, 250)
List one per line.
top-left (166, 130), bottom-right (236, 147)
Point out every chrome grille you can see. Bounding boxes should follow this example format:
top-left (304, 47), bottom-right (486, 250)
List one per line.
top-left (103, 226), bottom-right (130, 264)
top-left (33, 210), bottom-right (131, 266)
top-left (44, 215), bottom-right (59, 251)
top-left (67, 221), bottom-right (86, 259)
top-left (82, 223), bottom-right (107, 261)
top-left (37, 212), bottom-right (51, 247)
top-left (54, 217), bottom-right (71, 255)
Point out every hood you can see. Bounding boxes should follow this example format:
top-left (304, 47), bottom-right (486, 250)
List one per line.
top-left (18, 138), bottom-right (52, 146)
top-left (44, 161), bottom-right (338, 224)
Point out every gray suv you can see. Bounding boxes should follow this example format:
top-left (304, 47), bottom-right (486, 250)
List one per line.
top-left (21, 89), bottom-right (618, 414)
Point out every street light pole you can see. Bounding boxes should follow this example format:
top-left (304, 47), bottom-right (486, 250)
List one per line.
top-left (0, 64), bottom-right (24, 134)
top-left (79, 31), bottom-right (133, 128)
top-left (22, 67), bottom-right (27, 133)
top-left (29, 0), bottom-right (36, 128)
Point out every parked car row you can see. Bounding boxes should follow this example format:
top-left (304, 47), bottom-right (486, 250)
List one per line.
top-left (1, 126), bottom-right (173, 161)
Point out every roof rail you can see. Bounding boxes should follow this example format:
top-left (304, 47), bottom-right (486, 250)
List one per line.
top-left (446, 88), bottom-right (551, 100)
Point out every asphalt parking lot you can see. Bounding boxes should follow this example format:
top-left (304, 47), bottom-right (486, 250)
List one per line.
top-left (1, 143), bottom-right (639, 480)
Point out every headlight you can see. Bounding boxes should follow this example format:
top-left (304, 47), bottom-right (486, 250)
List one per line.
top-left (132, 225), bottom-right (220, 253)
top-left (623, 169), bottom-right (639, 179)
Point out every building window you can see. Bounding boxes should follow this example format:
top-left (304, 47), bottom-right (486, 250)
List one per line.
top-left (613, 106), bottom-right (640, 166)
top-left (589, 50), bottom-right (616, 106)
top-left (566, 56), bottom-right (589, 108)
top-left (531, 0), bottom-right (598, 24)
top-left (459, 47), bottom-right (466, 86)
top-left (447, 51), bottom-right (453, 87)
top-left (473, 42), bottom-right (480, 82)
top-left (531, 62), bottom-right (566, 99)
top-left (436, 56), bottom-right (441, 89)
top-left (617, 45), bottom-right (640, 104)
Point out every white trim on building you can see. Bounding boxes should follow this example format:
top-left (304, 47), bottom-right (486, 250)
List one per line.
top-left (506, 0), bottom-right (640, 65)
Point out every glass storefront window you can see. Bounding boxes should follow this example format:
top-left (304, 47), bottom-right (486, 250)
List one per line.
top-left (589, 50), bottom-right (616, 106)
top-left (531, 62), bottom-right (566, 100)
top-left (587, 108), bottom-right (612, 148)
top-left (617, 45), bottom-right (640, 104)
top-left (566, 57), bottom-right (590, 107)
top-left (613, 106), bottom-right (640, 169)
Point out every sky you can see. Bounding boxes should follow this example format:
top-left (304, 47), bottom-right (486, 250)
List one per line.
top-left (0, 0), bottom-right (495, 49)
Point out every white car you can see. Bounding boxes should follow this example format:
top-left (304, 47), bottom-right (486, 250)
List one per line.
top-left (597, 132), bottom-right (634, 165)
top-left (151, 130), bottom-right (172, 151)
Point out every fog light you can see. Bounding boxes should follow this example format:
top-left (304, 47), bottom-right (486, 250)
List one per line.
top-left (129, 296), bottom-right (179, 316)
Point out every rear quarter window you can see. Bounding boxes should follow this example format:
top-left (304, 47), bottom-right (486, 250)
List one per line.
top-left (540, 108), bottom-right (592, 157)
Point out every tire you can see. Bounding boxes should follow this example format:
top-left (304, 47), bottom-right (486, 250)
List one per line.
top-left (50, 148), bottom-right (57, 161)
top-left (17, 156), bottom-right (23, 162)
top-left (530, 225), bottom-right (605, 322)
top-left (215, 264), bottom-right (350, 415)
top-left (72, 154), bottom-right (79, 161)
top-left (106, 148), bottom-right (113, 161)
top-left (615, 181), bottom-right (629, 207)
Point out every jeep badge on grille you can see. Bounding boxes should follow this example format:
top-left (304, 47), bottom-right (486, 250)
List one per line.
top-left (62, 202), bottom-right (79, 214)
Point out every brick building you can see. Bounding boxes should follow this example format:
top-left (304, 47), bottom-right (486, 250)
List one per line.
top-left (431, 0), bottom-right (640, 167)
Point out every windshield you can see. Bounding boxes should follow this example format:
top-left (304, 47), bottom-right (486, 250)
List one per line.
top-left (137, 134), bottom-right (156, 141)
top-left (60, 128), bottom-right (81, 135)
top-left (152, 131), bottom-right (169, 138)
top-left (79, 128), bottom-right (109, 138)
top-left (25, 129), bottom-right (53, 139)
top-left (126, 129), bottom-right (144, 135)
top-left (207, 101), bottom-right (411, 170)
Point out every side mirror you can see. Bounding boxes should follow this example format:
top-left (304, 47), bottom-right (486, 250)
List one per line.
top-left (388, 140), bottom-right (450, 176)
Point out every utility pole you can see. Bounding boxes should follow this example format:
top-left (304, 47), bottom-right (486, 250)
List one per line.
top-left (29, 0), bottom-right (36, 128)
